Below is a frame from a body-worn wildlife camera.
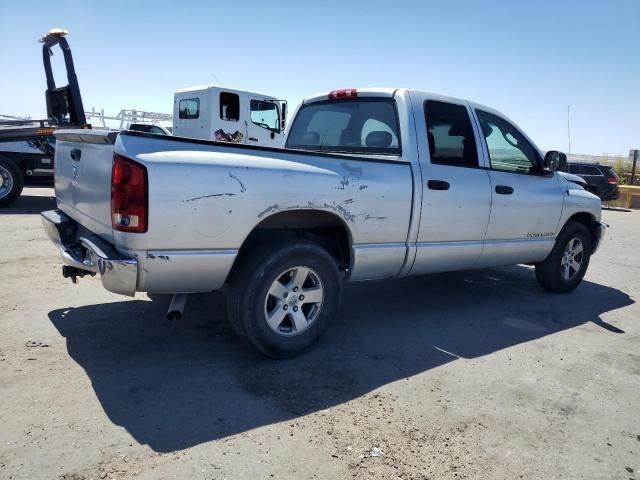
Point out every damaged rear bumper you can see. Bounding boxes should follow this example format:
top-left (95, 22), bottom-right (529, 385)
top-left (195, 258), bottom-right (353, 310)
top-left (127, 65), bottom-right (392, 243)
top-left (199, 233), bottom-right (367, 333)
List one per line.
top-left (41, 210), bottom-right (138, 296)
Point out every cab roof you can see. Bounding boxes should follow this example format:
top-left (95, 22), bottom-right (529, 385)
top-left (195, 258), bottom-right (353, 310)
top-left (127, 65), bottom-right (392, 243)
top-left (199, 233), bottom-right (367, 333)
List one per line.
top-left (175, 84), bottom-right (279, 100)
top-left (302, 87), bottom-right (496, 112)
top-left (300, 87), bottom-right (543, 157)
top-left (303, 88), bottom-right (399, 104)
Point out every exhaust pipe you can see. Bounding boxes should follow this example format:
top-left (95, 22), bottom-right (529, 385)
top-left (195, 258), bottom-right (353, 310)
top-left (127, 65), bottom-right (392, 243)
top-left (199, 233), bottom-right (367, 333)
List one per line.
top-left (166, 294), bottom-right (188, 321)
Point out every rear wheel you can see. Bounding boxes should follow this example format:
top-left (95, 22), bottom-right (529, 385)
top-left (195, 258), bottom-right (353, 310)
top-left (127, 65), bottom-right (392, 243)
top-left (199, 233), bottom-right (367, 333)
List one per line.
top-left (0, 158), bottom-right (24, 207)
top-left (227, 241), bottom-right (343, 358)
top-left (535, 221), bottom-right (591, 293)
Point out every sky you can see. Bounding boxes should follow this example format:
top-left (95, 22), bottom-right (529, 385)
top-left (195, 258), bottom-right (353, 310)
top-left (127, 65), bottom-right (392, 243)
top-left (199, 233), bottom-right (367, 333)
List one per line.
top-left (0, 0), bottom-right (638, 156)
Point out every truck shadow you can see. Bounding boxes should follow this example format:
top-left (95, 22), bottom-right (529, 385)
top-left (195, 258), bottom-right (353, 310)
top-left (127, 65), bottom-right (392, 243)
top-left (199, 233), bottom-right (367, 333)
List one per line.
top-left (1, 189), bottom-right (56, 215)
top-left (47, 265), bottom-right (633, 452)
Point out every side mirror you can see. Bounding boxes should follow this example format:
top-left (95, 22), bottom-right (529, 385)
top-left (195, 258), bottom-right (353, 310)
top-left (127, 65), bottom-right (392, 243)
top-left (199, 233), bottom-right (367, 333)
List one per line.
top-left (543, 150), bottom-right (568, 173)
top-left (281, 102), bottom-right (287, 130)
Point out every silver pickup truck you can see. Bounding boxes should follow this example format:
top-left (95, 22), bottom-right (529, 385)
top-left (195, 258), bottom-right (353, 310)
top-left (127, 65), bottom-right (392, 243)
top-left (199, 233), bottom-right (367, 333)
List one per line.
top-left (42, 88), bottom-right (605, 357)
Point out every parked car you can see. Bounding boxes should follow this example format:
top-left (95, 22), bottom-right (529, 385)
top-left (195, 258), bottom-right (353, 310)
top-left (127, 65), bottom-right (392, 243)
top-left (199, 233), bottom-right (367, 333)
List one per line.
top-left (42, 88), bottom-right (606, 357)
top-left (0, 127), bottom-right (56, 205)
top-left (568, 162), bottom-right (620, 201)
top-left (127, 123), bottom-right (172, 136)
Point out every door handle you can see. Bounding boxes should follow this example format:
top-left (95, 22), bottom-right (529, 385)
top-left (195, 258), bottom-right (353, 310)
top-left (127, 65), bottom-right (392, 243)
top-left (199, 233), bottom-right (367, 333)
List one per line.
top-left (427, 180), bottom-right (450, 190)
top-left (495, 185), bottom-right (514, 195)
top-left (248, 137), bottom-right (258, 142)
top-left (70, 148), bottom-right (82, 161)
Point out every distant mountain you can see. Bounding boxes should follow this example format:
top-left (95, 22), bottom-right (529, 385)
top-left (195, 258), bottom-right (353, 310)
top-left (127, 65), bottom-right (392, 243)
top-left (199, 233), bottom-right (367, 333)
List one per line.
top-left (567, 153), bottom-right (628, 164)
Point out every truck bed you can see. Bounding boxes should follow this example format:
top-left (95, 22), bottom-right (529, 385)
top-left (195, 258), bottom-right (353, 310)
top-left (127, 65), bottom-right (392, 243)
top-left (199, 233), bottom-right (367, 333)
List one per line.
top-left (52, 129), bottom-right (415, 292)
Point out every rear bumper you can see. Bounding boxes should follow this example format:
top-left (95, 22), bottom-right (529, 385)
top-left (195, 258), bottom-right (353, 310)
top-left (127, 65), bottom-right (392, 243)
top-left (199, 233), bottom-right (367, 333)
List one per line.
top-left (41, 210), bottom-right (138, 296)
top-left (600, 187), bottom-right (619, 202)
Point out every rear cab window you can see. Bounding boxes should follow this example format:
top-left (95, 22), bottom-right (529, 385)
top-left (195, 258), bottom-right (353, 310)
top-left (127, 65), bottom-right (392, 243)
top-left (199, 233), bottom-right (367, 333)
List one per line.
top-left (285, 97), bottom-right (401, 155)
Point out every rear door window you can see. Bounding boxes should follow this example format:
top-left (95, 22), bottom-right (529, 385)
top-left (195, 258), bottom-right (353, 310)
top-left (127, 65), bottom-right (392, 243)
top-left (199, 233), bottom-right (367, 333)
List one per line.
top-left (581, 165), bottom-right (601, 175)
top-left (425, 101), bottom-right (478, 167)
top-left (220, 92), bottom-right (240, 121)
top-left (286, 98), bottom-right (401, 154)
top-left (178, 98), bottom-right (199, 119)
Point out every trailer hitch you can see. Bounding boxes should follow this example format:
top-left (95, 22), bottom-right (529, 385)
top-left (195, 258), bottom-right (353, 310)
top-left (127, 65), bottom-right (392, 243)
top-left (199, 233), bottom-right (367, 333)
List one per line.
top-left (62, 265), bottom-right (94, 284)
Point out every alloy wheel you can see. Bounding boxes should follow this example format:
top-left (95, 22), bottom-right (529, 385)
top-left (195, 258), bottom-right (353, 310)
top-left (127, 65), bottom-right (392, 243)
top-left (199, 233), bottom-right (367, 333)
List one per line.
top-left (263, 266), bottom-right (324, 336)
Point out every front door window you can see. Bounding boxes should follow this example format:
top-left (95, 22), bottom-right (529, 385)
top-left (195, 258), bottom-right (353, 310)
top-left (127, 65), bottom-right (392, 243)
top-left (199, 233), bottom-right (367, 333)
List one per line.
top-left (476, 110), bottom-right (540, 174)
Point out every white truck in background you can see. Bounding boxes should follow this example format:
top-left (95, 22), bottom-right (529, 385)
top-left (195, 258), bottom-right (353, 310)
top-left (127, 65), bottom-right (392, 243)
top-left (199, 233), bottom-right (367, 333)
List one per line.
top-left (173, 85), bottom-right (287, 146)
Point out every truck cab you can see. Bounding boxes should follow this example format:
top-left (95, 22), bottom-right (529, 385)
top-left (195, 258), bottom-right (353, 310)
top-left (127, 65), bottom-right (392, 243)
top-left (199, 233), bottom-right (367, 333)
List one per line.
top-left (173, 85), bottom-right (286, 147)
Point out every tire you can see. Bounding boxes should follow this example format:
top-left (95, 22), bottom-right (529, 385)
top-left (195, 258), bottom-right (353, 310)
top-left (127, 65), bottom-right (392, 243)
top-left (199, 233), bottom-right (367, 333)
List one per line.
top-left (226, 241), bottom-right (343, 358)
top-left (535, 221), bottom-right (591, 293)
top-left (0, 157), bottom-right (24, 207)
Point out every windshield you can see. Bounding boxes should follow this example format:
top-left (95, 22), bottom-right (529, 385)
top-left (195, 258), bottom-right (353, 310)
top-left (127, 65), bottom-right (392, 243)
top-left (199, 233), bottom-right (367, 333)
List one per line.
top-left (286, 98), bottom-right (401, 155)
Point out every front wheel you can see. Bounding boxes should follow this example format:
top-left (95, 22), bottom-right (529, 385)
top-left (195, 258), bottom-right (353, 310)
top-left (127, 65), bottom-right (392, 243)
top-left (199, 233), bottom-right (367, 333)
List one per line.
top-left (226, 242), bottom-right (343, 358)
top-left (535, 221), bottom-right (591, 293)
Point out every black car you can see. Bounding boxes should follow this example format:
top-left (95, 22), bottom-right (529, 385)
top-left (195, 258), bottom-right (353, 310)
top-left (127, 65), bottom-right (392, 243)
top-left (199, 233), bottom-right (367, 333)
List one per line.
top-left (568, 162), bottom-right (620, 201)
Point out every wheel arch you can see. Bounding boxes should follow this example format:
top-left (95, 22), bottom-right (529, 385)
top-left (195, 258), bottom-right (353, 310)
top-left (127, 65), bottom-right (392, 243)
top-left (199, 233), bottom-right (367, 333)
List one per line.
top-left (227, 209), bottom-right (353, 282)
top-left (0, 153), bottom-right (23, 170)
top-left (562, 211), bottom-right (598, 248)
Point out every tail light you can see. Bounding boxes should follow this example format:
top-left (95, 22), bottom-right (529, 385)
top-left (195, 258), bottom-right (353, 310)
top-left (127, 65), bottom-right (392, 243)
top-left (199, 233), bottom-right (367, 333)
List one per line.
top-left (111, 154), bottom-right (148, 233)
top-left (607, 177), bottom-right (618, 184)
top-left (328, 89), bottom-right (357, 100)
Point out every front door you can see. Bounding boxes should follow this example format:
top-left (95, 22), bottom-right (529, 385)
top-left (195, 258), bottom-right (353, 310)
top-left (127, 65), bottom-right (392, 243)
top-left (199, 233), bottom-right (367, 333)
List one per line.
top-left (246, 97), bottom-right (281, 146)
top-left (412, 97), bottom-right (492, 274)
top-left (473, 109), bottom-right (563, 266)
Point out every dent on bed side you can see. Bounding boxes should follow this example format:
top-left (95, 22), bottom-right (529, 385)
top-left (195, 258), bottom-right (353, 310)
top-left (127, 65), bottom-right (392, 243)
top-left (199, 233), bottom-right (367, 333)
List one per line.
top-left (146, 253), bottom-right (171, 261)
top-left (183, 193), bottom-right (236, 202)
top-left (228, 172), bottom-right (247, 192)
top-left (182, 173), bottom-right (248, 203)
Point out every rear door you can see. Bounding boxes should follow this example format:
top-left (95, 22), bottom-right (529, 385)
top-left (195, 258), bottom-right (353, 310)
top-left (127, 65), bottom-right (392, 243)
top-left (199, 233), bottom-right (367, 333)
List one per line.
top-left (54, 130), bottom-right (116, 241)
top-left (173, 95), bottom-right (204, 139)
top-left (216, 91), bottom-right (245, 143)
top-left (473, 109), bottom-right (563, 265)
top-left (411, 96), bottom-right (492, 274)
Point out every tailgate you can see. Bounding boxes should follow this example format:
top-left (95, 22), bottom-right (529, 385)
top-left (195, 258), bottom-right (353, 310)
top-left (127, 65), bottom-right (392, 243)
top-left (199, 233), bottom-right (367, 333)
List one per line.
top-left (54, 130), bottom-right (118, 242)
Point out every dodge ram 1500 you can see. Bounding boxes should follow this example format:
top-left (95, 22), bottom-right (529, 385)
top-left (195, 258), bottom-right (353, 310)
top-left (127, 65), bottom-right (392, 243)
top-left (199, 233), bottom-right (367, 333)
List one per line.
top-left (42, 88), bottom-right (605, 357)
